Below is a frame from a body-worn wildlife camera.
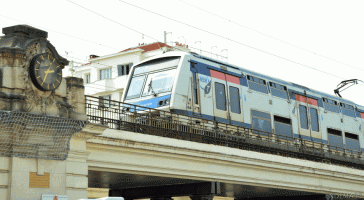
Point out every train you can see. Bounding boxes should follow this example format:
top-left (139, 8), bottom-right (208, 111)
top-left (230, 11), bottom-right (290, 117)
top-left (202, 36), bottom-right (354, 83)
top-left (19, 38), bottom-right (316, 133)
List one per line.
top-left (121, 51), bottom-right (364, 152)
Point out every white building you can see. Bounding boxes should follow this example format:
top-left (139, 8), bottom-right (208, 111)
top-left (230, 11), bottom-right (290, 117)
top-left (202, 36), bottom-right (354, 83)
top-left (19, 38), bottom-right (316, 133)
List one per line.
top-left (72, 42), bottom-right (190, 102)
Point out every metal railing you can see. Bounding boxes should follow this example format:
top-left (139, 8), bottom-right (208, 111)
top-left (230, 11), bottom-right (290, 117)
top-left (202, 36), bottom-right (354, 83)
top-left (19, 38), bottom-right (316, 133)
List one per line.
top-left (85, 95), bottom-right (364, 169)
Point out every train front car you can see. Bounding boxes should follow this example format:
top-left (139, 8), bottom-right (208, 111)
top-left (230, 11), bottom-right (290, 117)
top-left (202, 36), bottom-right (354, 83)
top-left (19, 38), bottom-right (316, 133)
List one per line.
top-left (121, 52), bottom-right (187, 113)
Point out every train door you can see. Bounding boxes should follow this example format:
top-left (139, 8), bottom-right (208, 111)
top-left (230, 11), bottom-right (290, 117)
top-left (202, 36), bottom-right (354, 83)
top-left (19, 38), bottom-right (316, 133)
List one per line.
top-left (212, 75), bottom-right (230, 124)
top-left (191, 64), bottom-right (201, 114)
top-left (297, 96), bottom-right (321, 142)
top-left (226, 75), bottom-right (243, 124)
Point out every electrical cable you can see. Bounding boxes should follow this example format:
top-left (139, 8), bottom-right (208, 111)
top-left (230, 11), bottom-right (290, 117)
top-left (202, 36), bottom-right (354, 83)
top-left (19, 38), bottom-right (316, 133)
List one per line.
top-left (178, 0), bottom-right (364, 73)
top-left (114, 0), bottom-right (364, 87)
top-left (0, 15), bottom-right (120, 51)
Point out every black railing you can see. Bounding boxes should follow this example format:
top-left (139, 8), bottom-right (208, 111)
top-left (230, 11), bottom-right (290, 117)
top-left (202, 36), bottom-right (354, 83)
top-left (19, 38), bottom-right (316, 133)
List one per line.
top-left (85, 95), bottom-right (364, 169)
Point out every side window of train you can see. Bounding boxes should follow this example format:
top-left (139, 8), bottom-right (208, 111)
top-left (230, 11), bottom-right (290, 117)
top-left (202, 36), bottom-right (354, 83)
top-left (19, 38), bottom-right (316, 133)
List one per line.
top-left (192, 71), bottom-right (199, 104)
top-left (274, 115), bottom-right (292, 139)
top-left (299, 105), bottom-right (309, 130)
top-left (327, 128), bottom-right (343, 148)
top-left (229, 86), bottom-right (241, 114)
top-left (247, 75), bottom-right (268, 94)
top-left (215, 82), bottom-right (227, 111)
top-left (345, 132), bottom-right (360, 151)
top-left (251, 110), bottom-right (271, 134)
top-left (322, 98), bottom-right (340, 113)
top-left (340, 102), bottom-right (356, 118)
top-left (269, 82), bottom-right (288, 99)
top-left (310, 107), bottom-right (319, 132)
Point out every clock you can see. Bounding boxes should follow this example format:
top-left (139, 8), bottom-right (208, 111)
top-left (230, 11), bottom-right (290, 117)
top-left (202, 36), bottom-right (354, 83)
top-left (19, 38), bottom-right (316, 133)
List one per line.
top-left (29, 53), bottom-right (62, 91)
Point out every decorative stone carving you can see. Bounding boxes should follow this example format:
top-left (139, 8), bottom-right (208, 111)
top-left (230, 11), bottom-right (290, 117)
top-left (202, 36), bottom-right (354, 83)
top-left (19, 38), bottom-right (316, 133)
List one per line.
top-left (0, 24), bottom-right (85, 118)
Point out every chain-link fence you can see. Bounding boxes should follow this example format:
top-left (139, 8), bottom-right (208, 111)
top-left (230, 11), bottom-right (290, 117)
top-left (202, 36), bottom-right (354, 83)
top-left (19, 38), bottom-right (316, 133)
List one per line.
top-left (0, 110), bottom-right (87, 160)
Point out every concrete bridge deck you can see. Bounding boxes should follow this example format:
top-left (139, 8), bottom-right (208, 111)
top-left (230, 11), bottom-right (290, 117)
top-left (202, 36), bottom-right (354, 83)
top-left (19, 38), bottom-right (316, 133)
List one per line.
top-left (84, 128), bottom-right (364, 199)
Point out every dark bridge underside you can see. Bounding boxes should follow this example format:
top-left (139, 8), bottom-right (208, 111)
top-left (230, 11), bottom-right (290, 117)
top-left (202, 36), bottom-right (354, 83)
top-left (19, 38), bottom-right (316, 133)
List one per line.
top-left (89, 170), bottom-right (320, 199)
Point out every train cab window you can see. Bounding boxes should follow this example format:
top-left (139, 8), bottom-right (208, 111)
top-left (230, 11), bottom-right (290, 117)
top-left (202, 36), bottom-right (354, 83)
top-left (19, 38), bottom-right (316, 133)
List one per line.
top-left (340, 102), bottom-right (356, 118)
top-left (269, 82), bottom-right (288, 99)
top-left (327, 128), bottom-right (344, 148)
top-left (345, 132), bottom-right (360, 151)
top-left (274, 115), bottom-right (292, 139)
top-left (323, 98), bottom-right (339, 113)
top-left (251, 110), bottom-right (271, 135)
top-left (247, 75), bottom-right (268, 94)
top-left (229, 86), bottom-right (241, 114)
top-left (215, 82), bottom-right (227, 111)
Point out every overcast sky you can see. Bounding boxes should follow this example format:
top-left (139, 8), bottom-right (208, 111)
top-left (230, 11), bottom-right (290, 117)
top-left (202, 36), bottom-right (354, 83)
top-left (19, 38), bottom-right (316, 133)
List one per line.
top-left (1, 0), bottom-right (364, 105)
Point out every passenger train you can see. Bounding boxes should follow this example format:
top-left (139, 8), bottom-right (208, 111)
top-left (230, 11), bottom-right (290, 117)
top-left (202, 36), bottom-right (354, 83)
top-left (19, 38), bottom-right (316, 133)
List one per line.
top-left (121, 51), bottom-right (364, 152)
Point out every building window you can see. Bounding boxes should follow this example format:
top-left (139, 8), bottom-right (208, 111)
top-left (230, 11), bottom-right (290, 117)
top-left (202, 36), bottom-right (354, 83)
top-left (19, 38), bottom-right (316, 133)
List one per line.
top-left (100, 68), bottom-right (112, 80)
top-left (99, 95), bottom-right (111, 108)
top-left (118, 63), bottom-right (133, 76)
top-left (85, 73), bottom-right (90, 84)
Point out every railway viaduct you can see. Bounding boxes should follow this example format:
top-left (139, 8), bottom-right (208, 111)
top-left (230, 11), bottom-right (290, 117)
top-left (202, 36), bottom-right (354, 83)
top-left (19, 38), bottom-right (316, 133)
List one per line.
top-left (0, 25), bottom-right (364, 200)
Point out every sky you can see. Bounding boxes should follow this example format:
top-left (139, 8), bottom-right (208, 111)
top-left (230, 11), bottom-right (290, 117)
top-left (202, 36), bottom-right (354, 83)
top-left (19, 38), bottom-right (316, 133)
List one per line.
top-left (1, 0), bottom-right (364, 105)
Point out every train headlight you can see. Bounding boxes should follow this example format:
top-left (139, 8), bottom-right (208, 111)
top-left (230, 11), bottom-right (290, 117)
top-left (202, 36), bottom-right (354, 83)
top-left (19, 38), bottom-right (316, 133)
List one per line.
top-left (164, 98), bottom-right (170, 106)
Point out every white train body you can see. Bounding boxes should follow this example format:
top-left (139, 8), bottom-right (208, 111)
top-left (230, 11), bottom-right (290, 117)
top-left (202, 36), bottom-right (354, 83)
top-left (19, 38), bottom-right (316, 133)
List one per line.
top-left (122, 51), bottom-right (364, 152)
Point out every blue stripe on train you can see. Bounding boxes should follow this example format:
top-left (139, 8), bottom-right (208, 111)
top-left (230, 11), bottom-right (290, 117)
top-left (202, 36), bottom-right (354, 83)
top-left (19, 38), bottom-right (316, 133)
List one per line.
top-left (126, 94), bottom-right (171, 110)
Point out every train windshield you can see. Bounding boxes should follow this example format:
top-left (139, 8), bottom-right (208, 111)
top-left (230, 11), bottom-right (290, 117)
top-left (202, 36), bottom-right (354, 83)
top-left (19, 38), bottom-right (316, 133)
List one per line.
top-left (125, 57), bottom-right (180, 100)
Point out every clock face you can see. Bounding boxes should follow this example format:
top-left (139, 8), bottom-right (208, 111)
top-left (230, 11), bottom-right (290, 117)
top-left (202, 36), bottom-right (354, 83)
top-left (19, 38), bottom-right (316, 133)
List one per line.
top-left (29, 53), bottom-right (62, 91)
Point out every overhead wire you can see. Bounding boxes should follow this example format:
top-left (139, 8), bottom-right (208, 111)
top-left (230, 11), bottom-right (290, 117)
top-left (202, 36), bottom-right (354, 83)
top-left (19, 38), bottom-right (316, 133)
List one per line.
top-left (114, 0), bottom-right (364, 88)
top-left (0, 15), bottom-right (120, 51)
top-left (2, 2), bottom-right (363, 91)
top-left (178, 0), bottom-right (364, 73)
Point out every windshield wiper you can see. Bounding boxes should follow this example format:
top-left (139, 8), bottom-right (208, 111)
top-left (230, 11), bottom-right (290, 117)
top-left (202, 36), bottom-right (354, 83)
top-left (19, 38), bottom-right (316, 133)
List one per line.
top-left (148, 79), bottom-right (157, 97)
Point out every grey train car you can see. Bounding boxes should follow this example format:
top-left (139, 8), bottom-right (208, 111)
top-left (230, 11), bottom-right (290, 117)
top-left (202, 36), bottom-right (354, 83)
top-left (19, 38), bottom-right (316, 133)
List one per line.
top-left (121, 51), bottom-right (364, 152)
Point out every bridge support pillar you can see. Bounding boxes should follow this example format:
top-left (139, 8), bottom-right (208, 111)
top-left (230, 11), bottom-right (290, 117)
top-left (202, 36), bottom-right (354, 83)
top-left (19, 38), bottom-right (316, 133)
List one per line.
top-left (0, 124), bottom-right (106, 200)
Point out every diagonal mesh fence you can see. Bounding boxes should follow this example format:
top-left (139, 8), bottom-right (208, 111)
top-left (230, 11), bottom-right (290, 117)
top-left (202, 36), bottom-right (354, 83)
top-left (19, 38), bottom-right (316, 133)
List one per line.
top-left (0, 110), bottom-right (87, 160)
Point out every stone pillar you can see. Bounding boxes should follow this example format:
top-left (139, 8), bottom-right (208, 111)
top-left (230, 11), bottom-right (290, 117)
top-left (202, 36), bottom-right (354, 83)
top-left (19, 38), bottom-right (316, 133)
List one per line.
top-left (0, 124), bottom-right (106, 200)
top-left (65, 124), bottom-right (107, 200)
top-left (0, 24), bottom-right (95, 200)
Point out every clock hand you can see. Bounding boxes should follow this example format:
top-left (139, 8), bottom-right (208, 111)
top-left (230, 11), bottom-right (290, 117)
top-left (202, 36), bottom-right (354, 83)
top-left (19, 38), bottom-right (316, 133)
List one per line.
top-left (44, 70), bottom-right (55, 73)
top-left (42, 71), bottom-right (49, 86)
top-left (41, 64), bottom-right (53, 86)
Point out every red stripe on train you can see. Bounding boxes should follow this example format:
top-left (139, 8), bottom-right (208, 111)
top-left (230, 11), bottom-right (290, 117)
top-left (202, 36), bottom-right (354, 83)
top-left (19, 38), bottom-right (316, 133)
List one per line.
top-left (210, 70), bottom-right (240, 84)
top-left (210, 70), bottom-right (225, 81)
top-left (295, 94), bottom-right (318, 106)
top-left (226, 74), bottom-right (240, 85)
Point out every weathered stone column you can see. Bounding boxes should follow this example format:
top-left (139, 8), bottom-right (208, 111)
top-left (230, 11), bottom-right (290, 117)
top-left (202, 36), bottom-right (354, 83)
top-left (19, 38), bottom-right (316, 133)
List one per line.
top-left (0, 24), bottom-right (92, 200)
top-left (66, 124), bottom-right (107, 200)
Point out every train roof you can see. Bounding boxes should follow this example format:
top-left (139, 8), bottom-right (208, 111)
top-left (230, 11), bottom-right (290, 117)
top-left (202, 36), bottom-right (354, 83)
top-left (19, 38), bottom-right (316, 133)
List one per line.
top-left (134, 51), bottom-right (363, 110)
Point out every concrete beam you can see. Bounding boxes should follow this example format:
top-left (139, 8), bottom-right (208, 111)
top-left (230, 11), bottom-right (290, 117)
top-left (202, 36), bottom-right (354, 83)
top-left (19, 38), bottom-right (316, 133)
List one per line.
top-left (109, 182), bottom-right (220, 199)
